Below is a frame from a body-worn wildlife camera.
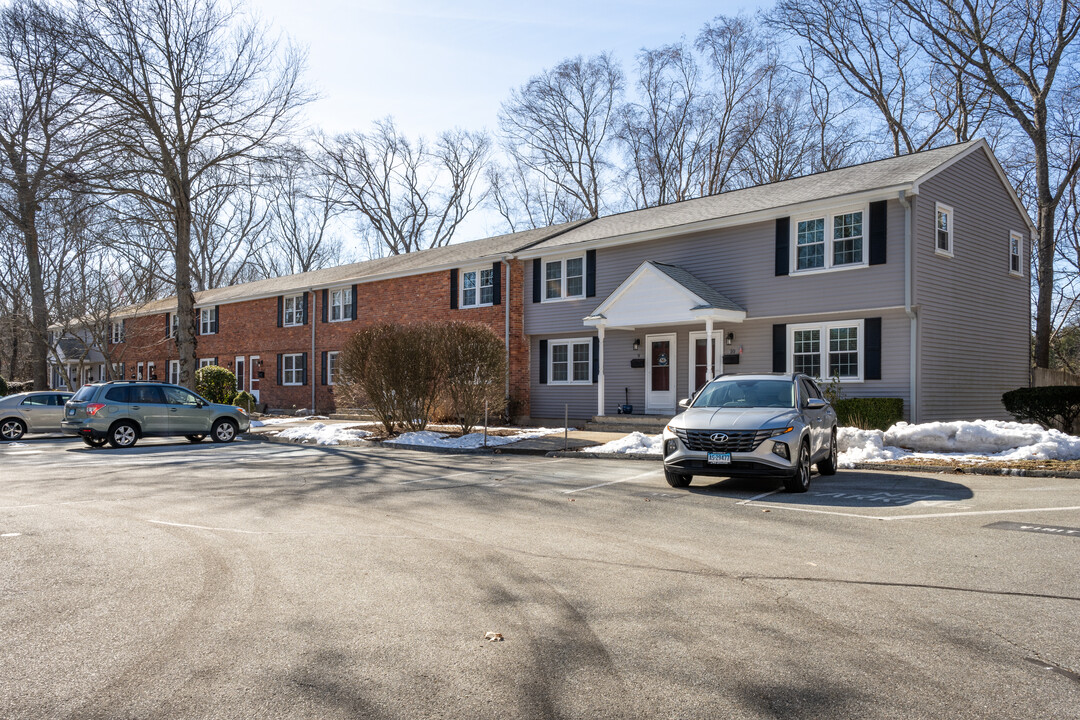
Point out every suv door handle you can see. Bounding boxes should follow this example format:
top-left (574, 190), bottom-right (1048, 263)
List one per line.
top-left (131, 405), bottom-right (141, 410)
top-left (169, 408), bottom-right (177, 412)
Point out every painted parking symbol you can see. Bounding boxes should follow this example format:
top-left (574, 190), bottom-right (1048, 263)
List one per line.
top-left (805, 491), bottom-right (973, 509)
top-left (985, 521), bottom-right (1080, 537)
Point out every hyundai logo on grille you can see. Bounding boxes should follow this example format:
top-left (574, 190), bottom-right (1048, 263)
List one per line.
top-left (710, 432), bottom-right (729, 443)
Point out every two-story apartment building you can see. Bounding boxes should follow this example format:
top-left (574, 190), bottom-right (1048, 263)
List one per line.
top-left (56, 139), bottom-right (1031, 423)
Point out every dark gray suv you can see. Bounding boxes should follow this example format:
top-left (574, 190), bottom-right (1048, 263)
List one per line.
top-left (661, 373), bottom-right (838, 492)
top-left (62, 381), bottom-right (250, 448)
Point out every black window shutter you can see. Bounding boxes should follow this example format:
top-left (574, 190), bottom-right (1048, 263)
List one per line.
top-left (586, 249), bottom-right (597, 297)
top-left (351, 284), bottom-right (358, 320)
top-left (302, 294), bottom-right (309, 325)
top-left (775, 217), bottom-right (790, 276)
top-left (869, 201), bottom-right (887, 265)
top-left (121, 319), bottom-right (125, 342)
top-left (320, 351), bottom-right (328, 386)
top-left (539, 340), bottom-right (548, 384)
top-left (321, 289), bottom-right (329, 323)
top-left (213, 357), bottom-right (218, 366)
top-left (772, 324), bottom-right (787, 372)
top-left (450, 268), bottom-right (459, 309)
top-left (492, 262), bottom-right (502, 306)
top-left (532, 259), bottom-right (541, 303)
top-left (301, 353), bottom-right (308, 385)
top-left (592, 336), bottom-right (599, 383)
top-left (277, 296), bottom-right (283, 328)
top-left (865, 317), bottom-right (882, 380)
top-left (276, 354), bottom-right (283, 385)
top-left (212, 306), bottom-right (219, 334)
top-left (165, 313), bottom-right (170, 338)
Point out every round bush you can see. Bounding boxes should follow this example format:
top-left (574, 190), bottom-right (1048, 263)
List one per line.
top-left (195, 365), bottom-right (237, 404)
top-left (232, 390), bottom-right (256, 413)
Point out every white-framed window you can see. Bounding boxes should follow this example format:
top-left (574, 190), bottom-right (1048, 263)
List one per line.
top-left (789, 320), bottom-right (864, 382)
top-left (543, 256), bottom-right (585, 301)
top-left (330, 288), bottom-right (353, 321)
top-left (110, 320), bottom-right (124, 344)
top-left (327, 351), bottom-right (339, 385)
top-left (199, 358), bottom-right (215, 369)
top-left (549, 338), bottom-right (591, 384)
top-left (283, 294), bottom-right (305, 326)
top-left (282, 353), bottom-right (304, 386)
top-left (136, 362), bottom-right (144, 380)
top-left (1009, 232), bottom-right (1023, 275)
top-left (147, 361), bottom-right (156, 381)
top-left (461, 268), bottom-right (495, 308)
top-left (199, 307), bottom-right (216, 335)
top-left (792, 206), bottom-right (867, 273)
top-left (935, 203), bottom-right (953, 256)
top-left (168, 360), bottom-right (180, 385)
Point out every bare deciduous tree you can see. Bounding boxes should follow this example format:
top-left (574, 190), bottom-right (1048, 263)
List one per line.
top-left (70, 0), bottom-right (309, 388)
top-left (499, 53), bottom-right (623, 220)
top-left (316, 119), bottom-right (488, 255)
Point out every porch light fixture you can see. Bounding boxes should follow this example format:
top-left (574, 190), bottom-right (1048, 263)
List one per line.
top-left (633, 339), bottom-right (640, 352)
top-left (726, 332), bottom-right (734, 346)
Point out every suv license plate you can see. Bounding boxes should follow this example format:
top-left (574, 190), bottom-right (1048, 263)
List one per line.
top-left (708, 452), bottom-right (731, 465)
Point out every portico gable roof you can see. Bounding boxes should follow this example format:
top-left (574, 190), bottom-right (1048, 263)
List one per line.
top-left (583, 261), bottom-right (746, 330)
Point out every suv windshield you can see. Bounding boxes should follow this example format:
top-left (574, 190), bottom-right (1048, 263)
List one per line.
top-left (71, 385), bottom-right (98, 402)
top-left (693, 379), bottom-right (795, 409)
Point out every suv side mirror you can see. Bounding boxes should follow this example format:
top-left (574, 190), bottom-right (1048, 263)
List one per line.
top-left (678, 398), bottom-right (692, 409)
top-left (804, 397), bottom-right (827, 410)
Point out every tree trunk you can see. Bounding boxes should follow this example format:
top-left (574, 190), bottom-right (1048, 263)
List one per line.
top-left (1032, 130), bottom-right (1055, 370)
top-left (173, 187), bottom-right (198, 390)
top-left (22, 209), bottom-right (49, 389)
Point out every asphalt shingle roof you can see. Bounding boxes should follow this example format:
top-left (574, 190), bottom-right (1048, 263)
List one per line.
top-left (528, 140), bottom-right (981, 251)
top-left (650, 262), bottom-right (745, 312)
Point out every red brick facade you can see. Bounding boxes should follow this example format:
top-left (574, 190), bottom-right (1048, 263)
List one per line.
top-left (105, 263), bottom-right (531, 416)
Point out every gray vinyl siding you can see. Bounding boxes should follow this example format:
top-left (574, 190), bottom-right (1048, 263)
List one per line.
top-left (524, 200), bottom-right (907, 336)
top-left (531, 311), bottom-right (911, 419)
top-left (913, 148), bottom-right (1031, 421)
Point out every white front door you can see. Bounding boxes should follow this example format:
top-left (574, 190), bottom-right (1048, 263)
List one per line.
top-left (688, 330), bottom-right (722, 397)
top-left (248, 355), bottom-right (260, 402)
top-left (645, 333), bottom-right (677, 414)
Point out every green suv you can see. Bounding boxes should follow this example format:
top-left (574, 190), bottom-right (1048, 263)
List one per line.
top-left (62, 381), bottom-right (250, 449)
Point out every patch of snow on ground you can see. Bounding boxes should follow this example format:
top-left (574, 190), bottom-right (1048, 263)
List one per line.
top-left (837, 419), bottom-right (1080, 467)
top-left (250, 415), bottom-right (328, 427)
top-left (589, 432), bottom-right (663, 455)
top-left (274, 423), bottom-right (371, 445)
top-left (387, 427), bottom-right (567, 448)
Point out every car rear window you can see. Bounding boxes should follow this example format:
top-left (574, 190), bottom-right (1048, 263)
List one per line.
top-left (71, 385), bottom-right (98, 402)
top-left (105, 387), bottom-right (131, 402)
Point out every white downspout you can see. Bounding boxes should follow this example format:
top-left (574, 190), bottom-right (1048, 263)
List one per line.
top-left (310, 288), bottom-right (316, 413)
top-left (898, 191), bottom-right (917, 423)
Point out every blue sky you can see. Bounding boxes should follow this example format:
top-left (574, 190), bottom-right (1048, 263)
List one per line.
top-left (251, 0), bottom-right (764, 139)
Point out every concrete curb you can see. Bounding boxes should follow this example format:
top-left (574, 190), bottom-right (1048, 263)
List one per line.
top-left (546, 451), bottom-right (661, 461)
top-left (844, 461), bottom-right (1080, 479)
top-left (248, 432), bottom-right (555, 456)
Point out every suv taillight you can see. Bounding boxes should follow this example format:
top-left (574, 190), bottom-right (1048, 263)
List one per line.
top-left (86, 403), bottom-right (106, 416)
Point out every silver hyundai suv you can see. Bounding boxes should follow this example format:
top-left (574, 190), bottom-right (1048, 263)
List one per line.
top-left (661, 373), bottom-right (837, 492)
top-left (62, 381), bottom-right (250, 448)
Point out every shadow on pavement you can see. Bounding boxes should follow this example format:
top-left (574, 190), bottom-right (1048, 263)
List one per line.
top-left (688, 470), bottom-right (974, 507)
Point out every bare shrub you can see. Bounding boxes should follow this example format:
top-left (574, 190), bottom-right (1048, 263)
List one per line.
top-left (439, 323), bottom-right (507, 434)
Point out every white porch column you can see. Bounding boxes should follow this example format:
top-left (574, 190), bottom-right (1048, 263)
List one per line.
top-left (705, 318), bottom-right (715, 382)
top-left (597, 324), bottom-right (606, 417)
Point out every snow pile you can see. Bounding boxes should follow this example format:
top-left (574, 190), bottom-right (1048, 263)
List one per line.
top-left (589, 431), bottom-right (663, 455)
top-left (387, 427), bottom-right (566, 449)
top-left (838, 420), bottom-right (1080, 467)
top-left (274, 422), bottom-right (371, 445)
top-left (251, 415), bottom-right (329, 428)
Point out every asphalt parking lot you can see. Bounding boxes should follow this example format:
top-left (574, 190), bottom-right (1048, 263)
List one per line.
top-left (2, 436), bottom-right (1079, 719)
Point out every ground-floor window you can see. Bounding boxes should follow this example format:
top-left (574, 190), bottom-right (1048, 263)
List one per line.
top-left (789, 320), bottom-right (863, 381)
top-left (327, 351), bottom-right (339, 385)
top-left (283, 353), bottom-right (304, 386)
top-left (199, 358), bottom-right (215, 369)
top-left (169, 360), bottom-right (180, 385)
top-left (550, 339), bottom-right (591, 384)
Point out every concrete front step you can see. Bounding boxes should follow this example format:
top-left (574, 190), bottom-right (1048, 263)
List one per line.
top-left (585, 415), bottom-right (672, 433)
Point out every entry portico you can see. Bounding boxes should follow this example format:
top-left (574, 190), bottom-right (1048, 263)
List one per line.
top-left (584, 261), bottom-right (746, 415)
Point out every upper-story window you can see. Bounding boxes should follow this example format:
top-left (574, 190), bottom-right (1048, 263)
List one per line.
top-left (544, 256), bottom-right (585, 301)
top-left (330, 288), bottom-right (353, 321)
top-left (110, 320), bottom-right (124, 344)
top-left (1009, 232), bottom-right (1023, 275)
top-left (461, 268), bottom-right (494, 308)
top-left (793, 207), bottom-right (866, 273)
top-left (199, 307), bottom-right (217, 335)
top-left (199, 358), bottom-right (215, 368)
top-left (283, 294), bottom-right (304, 326)
top-left (935, 203), bottom-right (954, 256)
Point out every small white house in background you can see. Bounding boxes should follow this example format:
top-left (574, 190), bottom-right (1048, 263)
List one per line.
top-left (519, 139), bottom-right (1033, 423)
top-left (50, 332), bottom-right (108, 389)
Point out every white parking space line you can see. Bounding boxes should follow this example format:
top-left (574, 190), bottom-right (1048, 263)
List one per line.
top-left (5, 450), bottom-right (42, 455)
top-left (881, 505), bottom-right (1080, 521)
top-left (737, 490), bottom-right (780, 505)
top-left (562, 468), bottom-right (661, 494)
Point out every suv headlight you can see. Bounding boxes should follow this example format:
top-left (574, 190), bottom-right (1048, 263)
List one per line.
top-left (766, 426), bottom-right (794, 438)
